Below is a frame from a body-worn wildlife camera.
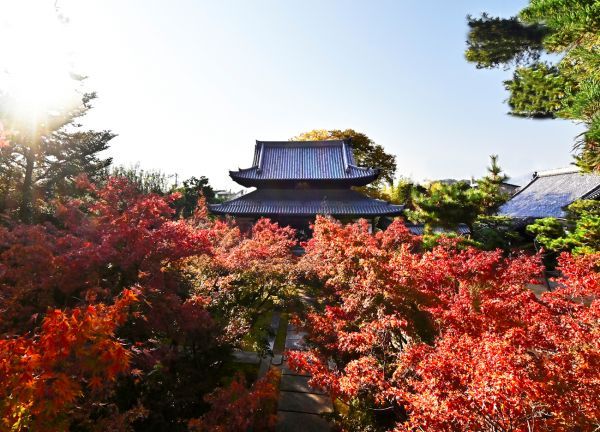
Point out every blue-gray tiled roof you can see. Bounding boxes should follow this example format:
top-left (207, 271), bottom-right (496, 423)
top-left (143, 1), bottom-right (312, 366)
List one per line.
top-left (405, 223), bottom-right (471, 236)
top-left (209, 188), bottom-right (404, 216)
top-left (498, 168), bottom-right (600, 219)
top-left (230, 140), bottom-right (379, 185)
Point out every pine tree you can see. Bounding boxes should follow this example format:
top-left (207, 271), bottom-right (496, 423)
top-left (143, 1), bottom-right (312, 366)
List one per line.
top-left (477, 154), bottom-right (509, 214)
top-left (407, 180), bottom-right (483, 231)
top-left (465, 1), bottom-right (600, 171)
top-left (0, 91), bottom-right (113, 222)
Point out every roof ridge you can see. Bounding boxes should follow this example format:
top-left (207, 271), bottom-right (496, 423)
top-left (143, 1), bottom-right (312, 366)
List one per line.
top-left (536, 167), bottom-right (581, 177)
top-left (257, 140), bottom-right (346, 146)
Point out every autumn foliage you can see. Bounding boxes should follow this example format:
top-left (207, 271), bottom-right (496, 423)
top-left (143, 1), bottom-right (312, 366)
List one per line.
top-left (1, 177), bottom-right (598, 431)
top-left (0, 290), bottom-right (138, 431)
top-left (0, 177), bottom-right (296, 431)
top-left (289, 216), bottom-right (600, 431)
top-left (188, 369), bottom-right (280, 432)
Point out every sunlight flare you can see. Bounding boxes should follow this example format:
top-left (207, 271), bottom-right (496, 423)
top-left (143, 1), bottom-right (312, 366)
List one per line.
top-left (0, 1), bottom-right (82, 134)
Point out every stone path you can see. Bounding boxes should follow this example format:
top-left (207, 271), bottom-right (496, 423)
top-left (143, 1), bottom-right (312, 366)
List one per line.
top-left (275, 323), bottom-right (332, 432)
top-left (232, 311), bottom-right (282, 377)
top-left (231, 308), bottom-right (333, 431)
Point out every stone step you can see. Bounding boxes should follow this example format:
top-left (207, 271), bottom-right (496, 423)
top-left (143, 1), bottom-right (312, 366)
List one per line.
top-left (278, 391), bottom-right (333, 415)
top-left (231, 350), bottom-right (260, 365)
top-left (280, 375), bottom-right (326, 394)
top-left (276, 411), bottom-right (331, 432)
top-left (285, 337), bottom-right (308, 350)
top-left (286, 331), bottom-right (307, 340)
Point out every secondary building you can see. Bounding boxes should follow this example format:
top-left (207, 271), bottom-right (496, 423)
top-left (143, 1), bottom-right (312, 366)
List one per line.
top-left (498, 167), bottom-right (600, 221)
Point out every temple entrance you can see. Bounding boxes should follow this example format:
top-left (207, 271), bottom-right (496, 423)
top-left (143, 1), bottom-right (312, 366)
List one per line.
top-left (269, 216), bottom-right (313, 241)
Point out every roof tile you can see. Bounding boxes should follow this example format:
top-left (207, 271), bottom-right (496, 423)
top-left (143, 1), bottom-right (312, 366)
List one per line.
top-left (498, 169), bottom-right (600, 219)
top-left (209, 188), bottom-right (404, 216)
top-left (231, 140), bottom-right (379, 182)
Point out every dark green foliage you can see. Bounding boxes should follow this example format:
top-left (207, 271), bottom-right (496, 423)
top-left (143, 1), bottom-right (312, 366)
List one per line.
top-left (110, 164), bottom-right (173, 195)
top-left (527, 199), bottom-right (600, 254)
top-left (407, 181), bottom-right (483, 230)
top-left (172, 176), bottom-right (216, 218)
top-left (466, 14), bottom-right (548, 68)
top-left (466, 0), bottom-right (600, 171)
top-left (472, 215), bottom-right (524, 251)
top-left (476, 154), bottom-right (510, 214)
top-left (348, 131), bottom-right (397, 186)
top-left (406, 156), bottom-right (510, 232)
top-left (40, 130), bottom-right (113, 195)
top-left (505, 64), bottom-right (575, 118)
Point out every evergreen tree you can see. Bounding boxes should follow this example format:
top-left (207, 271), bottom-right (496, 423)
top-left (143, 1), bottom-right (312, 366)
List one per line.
top-left (527, 199), bottom-right (600, 255)
top-left (382, 177), bottom-right (419, 206)
top-left (407, 180), bottom-right (483, 231)
top-left (172, 176), bottom-right (216, 218)
top-left (0, 91), bottom-right (113, 222)
top-left (465, 1), bottom-right (600, 171)
top-left (405, 156), bottom-right (511, 236)
top-left (110, 164), bottom-right (173, 195)
top-left (476, 154), bottom-right (510, 214)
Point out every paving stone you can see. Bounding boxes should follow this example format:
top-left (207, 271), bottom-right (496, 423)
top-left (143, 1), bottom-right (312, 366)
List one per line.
top-left (280, 375), bottom-right (326, 394)
top-left (285, 337), bottom-right (308, 350)
top-left (270, 313), bottom-right (281, 331)
top-left (258, 356), bottom-right (272, 378)
top-left (278, 391), bottom-right (333, 414)
top-left (276, 411), bottom-right (330, 432)
top-left (286, 330), bottom-right (307, 340)
top-left (231, 350), bottom-right (260, 364)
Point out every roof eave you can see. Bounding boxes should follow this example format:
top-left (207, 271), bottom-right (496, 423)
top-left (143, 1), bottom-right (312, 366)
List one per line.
top-left (229, 174), bottom-right (380, 187)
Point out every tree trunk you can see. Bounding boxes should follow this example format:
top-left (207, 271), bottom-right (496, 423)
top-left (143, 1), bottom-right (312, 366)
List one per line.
top-left (19, 150), bottom-right (34, 223)
top-left (0, 168), bottom-right (13, 212)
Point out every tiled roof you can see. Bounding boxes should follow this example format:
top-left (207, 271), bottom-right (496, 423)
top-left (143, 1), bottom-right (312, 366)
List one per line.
top-left (209, 188), bottom-right (404, 216)
top-left (405, 223), bottom-right (471, 236)
top-left (230, 140), bottom-right (379, 186)
top-left (498, 168), bottom-right (600, 219)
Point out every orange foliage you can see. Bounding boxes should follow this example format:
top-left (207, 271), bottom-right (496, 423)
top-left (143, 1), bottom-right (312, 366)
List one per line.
top-left (0, 290), bottom-right (138, 431)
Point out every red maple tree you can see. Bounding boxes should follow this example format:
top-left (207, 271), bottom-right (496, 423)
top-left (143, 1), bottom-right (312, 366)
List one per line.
top-left (0, 289), bottom-right (138, 431)
top-left (288, 216), bottom-right (600, 431)
top-left (0, 177), bottom-right (297, 430)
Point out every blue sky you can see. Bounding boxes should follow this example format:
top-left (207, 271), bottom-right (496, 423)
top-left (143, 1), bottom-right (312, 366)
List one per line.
top-left (4, 1), bottom-right (583, 189)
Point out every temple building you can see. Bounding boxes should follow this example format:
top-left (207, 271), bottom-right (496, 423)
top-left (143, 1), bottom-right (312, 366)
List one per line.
top-left (209, 140), bottom-right (404, 234)
top-left (498, 167), bottom-right (600, 221)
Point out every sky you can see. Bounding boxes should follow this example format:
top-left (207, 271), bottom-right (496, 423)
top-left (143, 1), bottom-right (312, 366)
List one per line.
top-left (1, 0), bottom-right (584, 190)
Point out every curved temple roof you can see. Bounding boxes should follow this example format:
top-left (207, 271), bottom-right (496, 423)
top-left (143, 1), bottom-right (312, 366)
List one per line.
top-left (230, 140), bottom-right (380, 187)
top-left (209, 188), bottom-right (404, 217)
